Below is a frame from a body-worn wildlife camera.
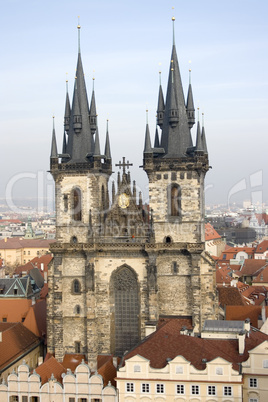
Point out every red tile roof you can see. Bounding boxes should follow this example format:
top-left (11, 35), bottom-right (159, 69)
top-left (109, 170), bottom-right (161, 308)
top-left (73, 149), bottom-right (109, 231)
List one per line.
top-left (240, 260), bottom-right (268, 276)
top-left (0, 323), bottom-right (41, 372)
top-left (15, 254), bottom-right (52, 277)
top-left (255, 240), bottom-right (268, 254)
top-left (97, 356), bottom-right (119, 387)
top-left (226, 305), bottom-right (268, 328)
top-left (0, 299), bottom-right (32, 322)
top-left (0, 238), bottom-right (55, 250)
top-left (121, 318), bottom-right (268, 372)
top-left (62, 354), bottom-right (86, 372)
top-left (35, 356), bottom-right (66, 385)
top-left (253, 266), bottom-right (268, 283)
top-left (205, 223), bottom-right (221, 241)
top-left (218, 286), bottom-right (246, 306)
top-left (23, 299), bottom-right (46, 339)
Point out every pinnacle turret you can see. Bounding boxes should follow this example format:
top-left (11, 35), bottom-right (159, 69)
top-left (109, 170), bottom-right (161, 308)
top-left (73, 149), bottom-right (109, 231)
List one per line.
top-left (186, 69), bottom-right (195, 129)
top-left (104, 120), bottom-right (111, 160)
top-left (89, 80), bottom-right (97, 134)
top-left (201, 113), bottom-right (208, 155)
top-left (156, 72), bottom-right (165, 128)
top-left (50, 117), bottom-right (58, 159)
top-left (64, 81), bottom-right (71, 132)
top-left (144, 111), bottom-right (152, 153)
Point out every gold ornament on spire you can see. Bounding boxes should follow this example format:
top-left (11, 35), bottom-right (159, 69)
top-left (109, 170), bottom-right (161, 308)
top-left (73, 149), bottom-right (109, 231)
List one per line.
top-left (77, 16), bottom-right (81, 29)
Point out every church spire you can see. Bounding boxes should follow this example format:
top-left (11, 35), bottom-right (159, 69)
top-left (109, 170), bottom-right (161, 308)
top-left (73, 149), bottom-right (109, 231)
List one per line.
top-left (186, 68), bottom-right (195, 129)
top-left (195, 111), bottom-right (203, 153)
top-left (64, 79), bottom-right (71, 133)
top-left (160, 17), bottom-right (193, 157)
top-left (104, 120), bottom-right (111, 159)
top-left (156, 72), bottom-right (165, 128)
top-left (89, 77), bottom-right (97, 134)
top-left (201, 113), bottom-right (208, 155)
top-left (144, 110), bottom-right (152, 153)
top-left (65, 23), bottom-right (93, 162)
top-left (50, 116), bottom-right (58, 158)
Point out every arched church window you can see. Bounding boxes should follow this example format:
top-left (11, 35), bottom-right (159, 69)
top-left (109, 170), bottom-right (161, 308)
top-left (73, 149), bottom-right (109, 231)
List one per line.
top-left (71, 188), bottom-right (82, 221)
top-left (74, 305), bottom-right (81, 314)
top-left (72, 279), bottom-right (81, 294)
top-left (169, 184), bottom-right (181, 217)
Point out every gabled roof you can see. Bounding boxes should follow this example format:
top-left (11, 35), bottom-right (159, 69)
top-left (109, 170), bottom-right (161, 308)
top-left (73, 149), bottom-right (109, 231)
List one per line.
top-left (255, 240), bottom-right (268, 254)
top-left (23, 299), bottom-right (46, 339)
top-left (120, 318), bottom-right (268, 372)
top-left (0, 277), bottom-right (40, 298)
top-left (62, 354), bottom-right (86, 372)
top-left (0, 323), bottom-right (41, 373)
top-left (253, 265), bottom-right (268, 283)
top-left (15, 254), bottom-right (52, 278)
top-left (97, 355), bottom-right (119, 387)
top-left (0, 299), bottom-right (32, 321)
top-left (35, 356), bottom-right (66, 385)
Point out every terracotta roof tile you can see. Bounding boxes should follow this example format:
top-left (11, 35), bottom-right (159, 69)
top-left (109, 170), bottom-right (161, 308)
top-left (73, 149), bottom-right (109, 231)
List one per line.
top-left (217, 287), bottom-right (246, 306)
top-left (35, 356), bottom-right (66, 385)
top-left (121, 318), bottom-right (268, 372)
top-left (62, 354), bottom-right (86, 372)
top-left (205, 223), bottom-right (221, 241)
top-left (0, 323), bottom-right (41, 372)
top-left (97, 356), bottom-right (119, 387)
top-left (240, 260), bottom-right (268, 276)
top-left (226, 305), bottom-right (268, 327)
top-left (255, 240), bottom-right (268, 254)
top-left (0, 238), bottom-right (55, 250)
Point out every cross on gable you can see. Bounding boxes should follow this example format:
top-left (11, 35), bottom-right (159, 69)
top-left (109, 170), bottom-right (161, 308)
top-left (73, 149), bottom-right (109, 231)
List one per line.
top-left (115, 157), bottom-right (133, 175)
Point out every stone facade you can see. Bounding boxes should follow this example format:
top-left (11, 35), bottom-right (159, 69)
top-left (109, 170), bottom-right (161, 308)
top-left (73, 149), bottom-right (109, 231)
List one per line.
top-left (47, 21), bottom-right (218, 365)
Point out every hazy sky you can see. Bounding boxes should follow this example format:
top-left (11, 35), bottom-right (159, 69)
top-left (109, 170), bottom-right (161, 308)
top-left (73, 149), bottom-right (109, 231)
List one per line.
top-left (0, 0), bottom-right (267, 211)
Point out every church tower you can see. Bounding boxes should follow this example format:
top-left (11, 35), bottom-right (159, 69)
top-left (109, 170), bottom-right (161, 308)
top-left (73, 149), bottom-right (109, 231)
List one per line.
top-left (47, 19), bottom-right (217, 367)
top-left (143, 17), bottom-right (217, 331)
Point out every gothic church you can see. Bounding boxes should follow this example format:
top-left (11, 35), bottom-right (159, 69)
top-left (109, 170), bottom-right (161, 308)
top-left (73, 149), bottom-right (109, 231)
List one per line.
top-left (47, 19), bottom-right (218, 366)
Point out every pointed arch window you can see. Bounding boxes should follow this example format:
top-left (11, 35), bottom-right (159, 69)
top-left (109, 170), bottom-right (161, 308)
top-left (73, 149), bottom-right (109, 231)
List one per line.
top-left (72, 279), bottom-right (81, 294)
top-left (71, 188), bottom-right (82, 221)
top-left (168, 184), bottom-right (181, 217)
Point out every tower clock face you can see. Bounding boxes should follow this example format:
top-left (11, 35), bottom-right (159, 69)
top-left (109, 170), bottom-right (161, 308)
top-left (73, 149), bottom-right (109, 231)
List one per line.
top-left (118, 193), bottom-right (130, 209)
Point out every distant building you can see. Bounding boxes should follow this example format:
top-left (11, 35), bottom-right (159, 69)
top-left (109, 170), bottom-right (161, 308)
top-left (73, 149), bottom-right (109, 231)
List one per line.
top-left (0, 238), bottom-right (55, 266)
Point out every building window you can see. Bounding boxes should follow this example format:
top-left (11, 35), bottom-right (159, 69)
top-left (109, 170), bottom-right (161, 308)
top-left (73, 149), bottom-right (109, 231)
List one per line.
top-left (176, 384), bottom-right (185, 394)
top-left (78, 399), bottom-right (87, 402)
top-left (216, 366), bottom-right (223, 375)
top-left (69, 399), bottom-right (75, 402)
top-left (9, 397), bottom-right (19, 402)
top-left (173, 261), bottom-right (178, 274)
top-left (3, 317), bottom-right (7, 322)
top-left (22, 397), bottom-right (28, 402)
top-left (263, 359), bottom-right (268, 368)
top-left (208, 385), bottom-right (216, 395)
top-left (75, 341), bottom-right (81, 353)
top-left (28, 251), bottom-right (30, 255)
top-left (223, 386), bottom-right (232, 396)
top-left (134, 364), bottom-right (141, 372)
top-left (24, 251), bottom-right (26, 255)
top-left (141, 383), bottom-right (150, 393)
top-left (72, 188), bottom-right (82, 221)
top-left (191, 385), bottom-right (199, 395)
top-left (156, 384), bottom-right (164, 394)
top-left (126, 383), bottom-right (134, 393)
top-left (176, 365), bottom-right (183, 374)
top-left (30, 398), bottom-right (40, 402)
top-left (249, 378), bottom-right (258, 388)
top-left (72, 279), bottom-right (81, 294)
top-left (249, 399), bottom-right (258, 402)
top-left (75, 305), bottom-right (81, 314)
top-left (223, 254), bottom-right (226, 260)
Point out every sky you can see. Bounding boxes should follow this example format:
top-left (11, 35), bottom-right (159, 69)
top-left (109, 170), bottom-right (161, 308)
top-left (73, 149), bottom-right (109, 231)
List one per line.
top-left (0, 0), bottom-right (267, 212)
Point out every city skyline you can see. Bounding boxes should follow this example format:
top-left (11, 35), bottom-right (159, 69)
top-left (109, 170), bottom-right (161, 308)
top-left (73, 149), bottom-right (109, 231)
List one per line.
top-left (0, 0), bottom-right (267, 208)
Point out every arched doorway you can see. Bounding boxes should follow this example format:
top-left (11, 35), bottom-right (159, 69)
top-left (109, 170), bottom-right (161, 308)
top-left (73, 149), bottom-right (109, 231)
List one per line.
top-left (111, 265), bottom-right (139, 356)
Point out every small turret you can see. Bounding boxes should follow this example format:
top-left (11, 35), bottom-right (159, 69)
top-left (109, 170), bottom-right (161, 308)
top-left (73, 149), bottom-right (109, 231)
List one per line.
top-left (195, 119), bottom-right (203, 154)
top-left (104, 120), bottom-right (111, 160)
top-left (156, 72), bottom-right (165, 128)
top-left (186, 69), bottom-right (195, 129)
top-left (201, 113), bottom-right (208, 155)
top-left (89, 78), bottom-right (97, 134)
top-left (93, 125), bottom-right (101, 157)
top-left (144, 110), bottom-right (152, 153)
top-left (64, 80), bottom-right (71, 132)
top-left (154, 125), bottom-right (160, 148)
top-left (50, 116), bottom-right (58, 159)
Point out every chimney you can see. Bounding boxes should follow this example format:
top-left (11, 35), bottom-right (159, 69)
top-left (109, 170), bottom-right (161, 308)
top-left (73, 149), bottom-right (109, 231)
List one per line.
top-left (244, 318), bottom-right (250, 333)
top-left (38, 356), bottom-right (43, 366)
top-left (180, 326), bottom-right (188, 335)
top-left (44, 271), bottom-right (48, 283)
top-left (238, 331), bottom-right (246, 355)
top-left (262, 305), bottom-right (266, 323)
top-left (113, 357), bottom-right (118, 368)
top-left (32, 297), bottom-right (36, 306)
top-left (0, 332), bottom-right (2, 342)
top-left (41, 263), bottom-right (44, 271)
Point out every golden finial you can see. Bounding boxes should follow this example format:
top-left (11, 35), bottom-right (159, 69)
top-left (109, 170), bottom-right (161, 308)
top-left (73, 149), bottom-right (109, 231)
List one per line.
top-left (77, 16), bottom-right (81, 29)
top-left (66, 72), bottom-right (68, 83)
